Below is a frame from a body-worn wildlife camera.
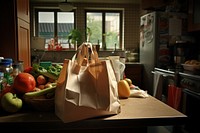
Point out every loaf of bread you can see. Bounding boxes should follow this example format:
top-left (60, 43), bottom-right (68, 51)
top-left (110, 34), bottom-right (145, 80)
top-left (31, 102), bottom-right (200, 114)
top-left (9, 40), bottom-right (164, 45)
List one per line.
top-left (184, 60), bottom-right (200, 65)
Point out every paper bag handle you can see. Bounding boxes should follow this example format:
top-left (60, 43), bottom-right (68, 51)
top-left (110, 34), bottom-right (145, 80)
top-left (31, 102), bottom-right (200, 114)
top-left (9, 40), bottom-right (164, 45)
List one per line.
top-left (57, 59), bottom-right (69, 86)
top-left (72, 42), bottom-right (99, 74)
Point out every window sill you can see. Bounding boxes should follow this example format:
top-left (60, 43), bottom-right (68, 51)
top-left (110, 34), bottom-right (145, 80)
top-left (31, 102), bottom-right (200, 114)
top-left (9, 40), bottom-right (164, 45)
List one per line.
top-left (32, 48), bottom-right (125, 52)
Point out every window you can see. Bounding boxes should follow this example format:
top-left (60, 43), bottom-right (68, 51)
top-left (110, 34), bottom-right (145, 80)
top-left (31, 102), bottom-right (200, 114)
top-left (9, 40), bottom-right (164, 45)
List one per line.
top-left (35, 9), bottom-right (75, 49)
top-left (86, 11), bottom-right (122, 50)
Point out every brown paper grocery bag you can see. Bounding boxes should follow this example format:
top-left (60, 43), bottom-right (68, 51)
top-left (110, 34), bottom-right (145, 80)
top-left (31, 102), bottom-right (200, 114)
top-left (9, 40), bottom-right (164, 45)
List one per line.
top-left (55, 43), bottom-right (121, 123)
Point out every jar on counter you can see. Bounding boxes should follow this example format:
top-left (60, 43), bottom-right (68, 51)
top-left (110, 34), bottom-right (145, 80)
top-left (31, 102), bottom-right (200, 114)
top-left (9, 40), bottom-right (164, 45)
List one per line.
top-left (0, 61), bottom-right (13, 85)
top-left (1, 58), bottom-right (13, 73)
top-left (14, 60), bottom-right (24, 73)
top-left (11, 63), bottom-right (21, 80)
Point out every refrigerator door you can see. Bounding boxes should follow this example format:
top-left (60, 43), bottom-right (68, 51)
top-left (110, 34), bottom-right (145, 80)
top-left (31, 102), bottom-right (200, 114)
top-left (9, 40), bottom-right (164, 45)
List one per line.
top-left (140, 11), bottom-right (189, 95)
top-left (140, 12), bottom-right (157, 95)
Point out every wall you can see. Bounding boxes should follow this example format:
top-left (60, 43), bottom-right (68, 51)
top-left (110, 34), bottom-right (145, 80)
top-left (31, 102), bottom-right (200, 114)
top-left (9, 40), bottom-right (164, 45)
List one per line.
top-left (75, 3), bottom-right (141, 50)
top-left (30, 2), bottom-right (140, 62)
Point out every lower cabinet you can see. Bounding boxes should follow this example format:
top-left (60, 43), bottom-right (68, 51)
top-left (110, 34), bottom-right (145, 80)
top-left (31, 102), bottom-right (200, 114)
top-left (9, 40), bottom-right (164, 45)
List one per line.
top-left (124, 63), bottom-right (143, 88)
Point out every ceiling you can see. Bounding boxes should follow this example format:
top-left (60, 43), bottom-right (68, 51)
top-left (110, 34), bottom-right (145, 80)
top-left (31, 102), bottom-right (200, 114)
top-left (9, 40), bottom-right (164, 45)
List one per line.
top-left (30, 0), bottom-right (141, 4)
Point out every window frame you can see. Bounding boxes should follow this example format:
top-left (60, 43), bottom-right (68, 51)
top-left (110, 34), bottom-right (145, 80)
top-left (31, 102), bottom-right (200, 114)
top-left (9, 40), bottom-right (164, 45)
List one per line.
top-left (85, 10), bottom-right (123, 50)
top-left (34, 8), bottom-right (76, 48)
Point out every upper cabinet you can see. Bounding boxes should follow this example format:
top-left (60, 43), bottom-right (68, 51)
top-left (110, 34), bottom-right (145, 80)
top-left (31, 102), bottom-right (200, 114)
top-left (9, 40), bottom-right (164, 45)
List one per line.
top-left (188, 0), bottom-right (200, 32)
top-left (17, 0), bottom-right (30, 23)
top-left (141, 0), bottom-right (167, 10)
top-left (0, 0), bottom-right (31, 69)
top-left (141, 0), bottom-right (188, 13)
top-left (17, 0), bottom-right (31, 69)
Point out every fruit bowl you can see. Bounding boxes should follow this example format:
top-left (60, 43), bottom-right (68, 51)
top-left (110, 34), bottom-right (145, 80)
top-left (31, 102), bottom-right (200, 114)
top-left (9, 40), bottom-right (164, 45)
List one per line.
top-left (23, 97), bottom-right (54, 111)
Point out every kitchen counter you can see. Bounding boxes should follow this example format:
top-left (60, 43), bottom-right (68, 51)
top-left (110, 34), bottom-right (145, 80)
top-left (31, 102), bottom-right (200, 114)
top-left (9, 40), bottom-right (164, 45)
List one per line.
top-left (0, 96), bottom-right (187, 132)
top-left (125, 62), bottom-right (142, 65)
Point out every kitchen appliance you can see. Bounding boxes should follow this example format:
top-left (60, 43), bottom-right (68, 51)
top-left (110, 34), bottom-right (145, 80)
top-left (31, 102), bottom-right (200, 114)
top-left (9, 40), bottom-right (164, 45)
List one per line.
top-left (174, 41), bottom-right (198, 70)
top-left (140, 11), bottom-right (189, 95)
top-left (179, 72), bottom-right (200, 133)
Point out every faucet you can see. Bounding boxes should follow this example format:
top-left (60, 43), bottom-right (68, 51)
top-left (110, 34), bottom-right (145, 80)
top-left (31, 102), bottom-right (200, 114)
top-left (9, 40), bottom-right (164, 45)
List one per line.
top-left (111, 43), bottom-right (117, 55)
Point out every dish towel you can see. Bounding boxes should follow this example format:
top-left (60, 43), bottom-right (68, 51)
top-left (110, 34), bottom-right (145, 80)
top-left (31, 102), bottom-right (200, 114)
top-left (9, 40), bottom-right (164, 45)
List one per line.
top-left (153, 71), bottom-right (163, 100)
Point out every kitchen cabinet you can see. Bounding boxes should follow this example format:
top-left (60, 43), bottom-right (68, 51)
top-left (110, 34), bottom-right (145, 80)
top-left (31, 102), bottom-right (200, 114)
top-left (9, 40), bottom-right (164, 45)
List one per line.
top-left (18, 18), bottom-right (31, 68)
top-left (124, 63), bottom-right (143, 88)
top-left (141, 0), bottom-right (167, 10)
top-left (188, 0), bottom-right (200, 32)
top-left (17, 0), bottom-right (30, 23)
top-left (0, 0), bottom-right (31, 69)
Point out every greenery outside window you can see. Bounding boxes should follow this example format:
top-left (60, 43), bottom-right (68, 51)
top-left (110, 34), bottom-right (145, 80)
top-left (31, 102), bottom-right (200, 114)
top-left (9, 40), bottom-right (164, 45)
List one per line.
top-left (35, 9), bottom-right (75, 49)
top-left (86, 10), bottom-right (122, 50)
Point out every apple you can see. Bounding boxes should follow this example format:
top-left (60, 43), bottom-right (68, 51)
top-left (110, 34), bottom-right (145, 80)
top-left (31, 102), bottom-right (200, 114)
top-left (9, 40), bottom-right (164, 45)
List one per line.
top-left (1, 92), bottom-right (22, 113)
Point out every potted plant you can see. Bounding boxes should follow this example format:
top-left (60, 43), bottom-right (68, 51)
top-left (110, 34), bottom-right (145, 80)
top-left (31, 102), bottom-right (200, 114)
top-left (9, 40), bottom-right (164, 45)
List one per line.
top-left (67, 29), bottom-right (82, 47)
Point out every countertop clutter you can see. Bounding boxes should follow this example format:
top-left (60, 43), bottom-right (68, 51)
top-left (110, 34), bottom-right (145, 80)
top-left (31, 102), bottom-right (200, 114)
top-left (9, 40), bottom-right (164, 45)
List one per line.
top-left (0, 96), bottom-right (187, 133)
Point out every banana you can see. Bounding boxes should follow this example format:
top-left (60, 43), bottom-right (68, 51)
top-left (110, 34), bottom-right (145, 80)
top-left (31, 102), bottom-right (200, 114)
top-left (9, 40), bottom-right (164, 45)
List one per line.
top-left (23, 83), bottom-right (57, 98)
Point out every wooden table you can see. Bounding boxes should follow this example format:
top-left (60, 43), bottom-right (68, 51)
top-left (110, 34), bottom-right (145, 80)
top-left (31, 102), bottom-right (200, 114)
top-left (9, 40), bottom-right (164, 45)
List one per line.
top-left (0, 96), bottom-right (187, 133)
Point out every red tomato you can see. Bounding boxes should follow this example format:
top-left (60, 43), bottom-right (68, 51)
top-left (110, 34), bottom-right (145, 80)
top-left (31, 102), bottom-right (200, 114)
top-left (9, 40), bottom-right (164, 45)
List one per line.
top-left (13, 72), bottom-right (36, 94)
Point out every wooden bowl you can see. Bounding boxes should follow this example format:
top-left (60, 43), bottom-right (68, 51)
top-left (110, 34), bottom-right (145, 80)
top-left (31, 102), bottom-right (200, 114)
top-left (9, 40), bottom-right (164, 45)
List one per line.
top-left (23, 97), bottom-right (54, 111)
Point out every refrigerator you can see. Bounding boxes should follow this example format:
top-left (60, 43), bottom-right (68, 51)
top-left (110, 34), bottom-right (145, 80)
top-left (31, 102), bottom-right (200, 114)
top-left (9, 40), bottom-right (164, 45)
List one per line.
top-left (139, 11), bottom-right (189, 95)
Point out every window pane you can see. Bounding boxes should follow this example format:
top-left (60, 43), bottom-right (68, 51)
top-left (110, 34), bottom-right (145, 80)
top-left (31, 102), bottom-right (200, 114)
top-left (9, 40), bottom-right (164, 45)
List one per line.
top-left (105, 13), bottom-right (120, 49)
top-left (86, 12), bottom-right (102, 47)
top-left (38, 12), bottom-right (54, 48)
top-left (57, 12), bottom-right (74, 49)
